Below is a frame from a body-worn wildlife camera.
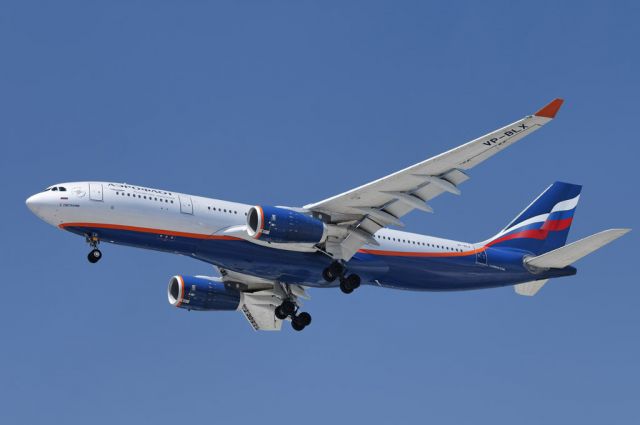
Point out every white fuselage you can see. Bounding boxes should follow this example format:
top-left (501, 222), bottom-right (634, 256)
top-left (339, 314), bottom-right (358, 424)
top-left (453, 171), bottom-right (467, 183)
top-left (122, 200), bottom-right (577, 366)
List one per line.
top-left (26, 181), bottom-right (476, 262)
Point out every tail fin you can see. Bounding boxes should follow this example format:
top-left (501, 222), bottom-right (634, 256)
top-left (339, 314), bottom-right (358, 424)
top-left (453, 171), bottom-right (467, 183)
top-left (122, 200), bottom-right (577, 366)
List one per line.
top-left (484, 182), bottom-right (582, 255)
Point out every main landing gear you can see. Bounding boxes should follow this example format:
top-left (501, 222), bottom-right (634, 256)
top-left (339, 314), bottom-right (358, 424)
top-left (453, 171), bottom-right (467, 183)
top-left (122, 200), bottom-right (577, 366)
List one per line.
top-left (275, 300), bottom-right (312, 331)
top-left (322, 261), bottom-right (361, 294)
top-left (85, 234), bottom-right (102, 264)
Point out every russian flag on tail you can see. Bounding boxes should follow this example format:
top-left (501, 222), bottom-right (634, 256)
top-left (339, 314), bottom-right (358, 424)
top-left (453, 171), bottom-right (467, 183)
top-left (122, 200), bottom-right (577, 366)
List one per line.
top-left (484, 182), bottom-right (582, 255)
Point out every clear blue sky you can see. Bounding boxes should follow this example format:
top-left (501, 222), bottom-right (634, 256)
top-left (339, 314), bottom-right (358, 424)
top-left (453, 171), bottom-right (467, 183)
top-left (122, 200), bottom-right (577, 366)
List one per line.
top-left (2, 1), bottom-right (638, 424)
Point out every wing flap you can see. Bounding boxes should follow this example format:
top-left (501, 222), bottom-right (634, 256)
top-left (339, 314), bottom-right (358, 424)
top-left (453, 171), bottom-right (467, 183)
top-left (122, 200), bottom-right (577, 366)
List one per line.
top-left (241, 304), bottom-right (282, 331)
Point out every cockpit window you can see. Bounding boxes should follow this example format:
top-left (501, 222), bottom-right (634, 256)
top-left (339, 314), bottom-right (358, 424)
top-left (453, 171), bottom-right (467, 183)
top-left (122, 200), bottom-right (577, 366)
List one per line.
top-left (44, 186), bottom-right (67, 192)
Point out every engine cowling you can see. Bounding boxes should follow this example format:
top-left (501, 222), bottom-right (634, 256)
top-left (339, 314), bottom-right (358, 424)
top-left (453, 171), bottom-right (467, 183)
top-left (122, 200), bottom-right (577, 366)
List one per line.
top-left (246, 205), bottom-right (326, 243)
top-left (167, 275), bottom-right (240, 311)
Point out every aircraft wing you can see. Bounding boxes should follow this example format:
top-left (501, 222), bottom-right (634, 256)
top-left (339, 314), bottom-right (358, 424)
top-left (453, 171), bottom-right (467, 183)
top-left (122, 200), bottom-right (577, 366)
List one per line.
top-left (304, 99), bottom-right (565, 260)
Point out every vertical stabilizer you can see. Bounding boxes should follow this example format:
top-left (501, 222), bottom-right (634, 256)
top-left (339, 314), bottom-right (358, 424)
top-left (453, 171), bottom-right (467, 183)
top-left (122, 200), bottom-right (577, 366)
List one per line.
top-left (484, 182), bottom-right (582, 255)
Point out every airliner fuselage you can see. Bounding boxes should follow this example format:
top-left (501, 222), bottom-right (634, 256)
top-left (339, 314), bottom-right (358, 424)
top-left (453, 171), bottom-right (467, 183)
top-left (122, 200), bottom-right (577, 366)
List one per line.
top-left (26, 181), bottom-right (574, 292)
top-left (24, 99), bottom-right (629, 331)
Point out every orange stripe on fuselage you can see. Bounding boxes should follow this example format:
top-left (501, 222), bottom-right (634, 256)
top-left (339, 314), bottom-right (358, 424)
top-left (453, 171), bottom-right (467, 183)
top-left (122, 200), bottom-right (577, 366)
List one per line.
top-left (60, 222), bottom-right (484, 258)
top-left (59, 222), bottom-right (241, 241)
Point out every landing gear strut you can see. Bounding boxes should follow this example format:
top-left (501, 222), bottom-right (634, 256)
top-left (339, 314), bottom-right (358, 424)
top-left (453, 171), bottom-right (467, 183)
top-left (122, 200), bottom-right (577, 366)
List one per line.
top-left (323, 261), bottom-right (361, 294)
top-left (85, 233), bottom-right (102, 264)
top-left (275, 299), bottom-right (312, 331)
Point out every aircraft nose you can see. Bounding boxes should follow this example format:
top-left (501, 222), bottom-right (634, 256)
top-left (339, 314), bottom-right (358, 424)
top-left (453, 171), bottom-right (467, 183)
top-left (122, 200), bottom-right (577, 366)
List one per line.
top-left (26, 193), bottom-right (45, 213)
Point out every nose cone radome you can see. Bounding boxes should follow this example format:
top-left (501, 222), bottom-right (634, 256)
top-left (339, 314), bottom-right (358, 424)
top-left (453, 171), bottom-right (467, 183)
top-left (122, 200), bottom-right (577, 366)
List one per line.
top-left (26, 191), bottom-right (61, 227)
top-left (25, 193), bottom-right (44, 213)
top-left (26, 192), bottom-right (55, 222)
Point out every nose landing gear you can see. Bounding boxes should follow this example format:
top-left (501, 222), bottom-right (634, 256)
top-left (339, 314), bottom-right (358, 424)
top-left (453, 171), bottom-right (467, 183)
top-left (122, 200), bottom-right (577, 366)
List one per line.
top-left (322, 261), bottom-right (361, 294)
top-left (85, 234), bottom-right (102, 263)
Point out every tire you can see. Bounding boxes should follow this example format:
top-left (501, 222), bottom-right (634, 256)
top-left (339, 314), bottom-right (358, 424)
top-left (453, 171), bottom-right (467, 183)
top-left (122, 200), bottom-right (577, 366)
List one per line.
top-left (323, 261), bottom-right (344, 283)
top-left (281, 300), bottom-right (296, 316)
top-left (88, 249), bottom-right (101, 263)
top-left (275, 305), bottom-right (288, 320)
top-left (291, 320), bottom-right (305, 331)
top-left (296, 312), bottom-right (312, 327)
top-left (339, 280), bottom-right (354, 294)
top-left (322, 267), bottom-right (337, 283)
top-left (346, 274), bottom-right (361, 289)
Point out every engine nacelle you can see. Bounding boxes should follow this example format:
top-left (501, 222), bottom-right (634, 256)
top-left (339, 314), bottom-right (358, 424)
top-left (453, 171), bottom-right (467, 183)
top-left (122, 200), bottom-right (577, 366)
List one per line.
top-left (246, 205), bottom-right (326, 244)
top-left (168, 275), bottom-right (240, 311)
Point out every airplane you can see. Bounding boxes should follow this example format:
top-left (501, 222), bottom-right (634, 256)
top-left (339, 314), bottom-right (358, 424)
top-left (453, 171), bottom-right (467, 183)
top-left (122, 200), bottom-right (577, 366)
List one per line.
top-left (25, 98), bottom-right (630, 332)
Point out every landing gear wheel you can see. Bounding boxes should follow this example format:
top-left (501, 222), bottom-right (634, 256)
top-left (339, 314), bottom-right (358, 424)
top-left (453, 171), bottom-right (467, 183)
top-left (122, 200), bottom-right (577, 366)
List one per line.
top-left (275, 305), bottom-right (288, 320)
top-left (339, 280), bottom-right (354, 294)
top-left (280, 300), bottom-right (296, 317)
top-left (322, 267), bottom-right (337, 282)
top-left (346, 274), bottom-right (360, 289)
top-left (87, 249), bottom-right (102, 264)
top-left (322, 261), bottom-right (344, 283)
top-left (291, 320), bottom-right (306, 331)
top-left (339, 274), bottom-right (360, 294)
top-left (291, 312), bottom-right (311, 331)
top-left (296, 312), bottom-right (312, 327)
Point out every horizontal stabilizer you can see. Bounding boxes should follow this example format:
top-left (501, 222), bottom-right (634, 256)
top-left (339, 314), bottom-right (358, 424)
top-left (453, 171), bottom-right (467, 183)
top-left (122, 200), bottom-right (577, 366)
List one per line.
top-left (514, 279), bottom-right (549, 296)
top-left (525, 229), bottom-right (631, 269)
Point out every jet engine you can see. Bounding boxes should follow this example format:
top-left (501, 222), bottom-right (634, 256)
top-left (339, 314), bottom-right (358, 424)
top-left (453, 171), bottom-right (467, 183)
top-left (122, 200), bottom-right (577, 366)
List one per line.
top-left (168, 275), bottom-right (241, 311)
top-left (246, 206), bottom-right (326, 244)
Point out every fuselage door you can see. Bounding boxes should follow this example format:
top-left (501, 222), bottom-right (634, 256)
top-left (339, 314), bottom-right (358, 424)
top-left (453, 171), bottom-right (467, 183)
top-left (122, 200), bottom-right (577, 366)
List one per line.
top-left (89, 183), bottom-right (103, 201)
top-left (179, 195), bottom-right (193, 214)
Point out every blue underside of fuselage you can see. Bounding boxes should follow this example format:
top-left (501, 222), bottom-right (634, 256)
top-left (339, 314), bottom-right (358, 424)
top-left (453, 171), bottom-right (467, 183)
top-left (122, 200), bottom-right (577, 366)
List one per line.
top-left (64, 226), bottom-right (576, 291)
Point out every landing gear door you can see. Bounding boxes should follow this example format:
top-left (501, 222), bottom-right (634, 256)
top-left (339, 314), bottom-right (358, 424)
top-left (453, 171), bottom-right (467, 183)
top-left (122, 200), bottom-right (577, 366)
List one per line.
top-left (89, 183), bottom-right (103, 201)
top-left (179, 195), bottom-right (193, 214)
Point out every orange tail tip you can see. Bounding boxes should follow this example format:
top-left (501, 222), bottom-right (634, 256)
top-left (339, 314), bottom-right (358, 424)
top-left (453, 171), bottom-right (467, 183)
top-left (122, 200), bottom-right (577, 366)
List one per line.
top-left (534, 98), bottom-right (564, 118)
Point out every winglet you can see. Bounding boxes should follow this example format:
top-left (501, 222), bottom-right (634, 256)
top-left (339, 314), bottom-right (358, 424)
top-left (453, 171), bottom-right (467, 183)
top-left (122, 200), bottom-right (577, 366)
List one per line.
top-left (534, 98), bottom-right (564, 119)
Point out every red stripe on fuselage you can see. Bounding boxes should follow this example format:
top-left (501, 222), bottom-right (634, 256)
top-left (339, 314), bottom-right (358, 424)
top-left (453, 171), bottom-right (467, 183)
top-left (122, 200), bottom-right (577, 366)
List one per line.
top-left (486, 229), bottom-right (548, 247)
top-left (485, 217), bottom-right (573, 247)
top-left (542, 217), bottom-right (573, 231)
top-left (59, 218), bottom-right (571, 260)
